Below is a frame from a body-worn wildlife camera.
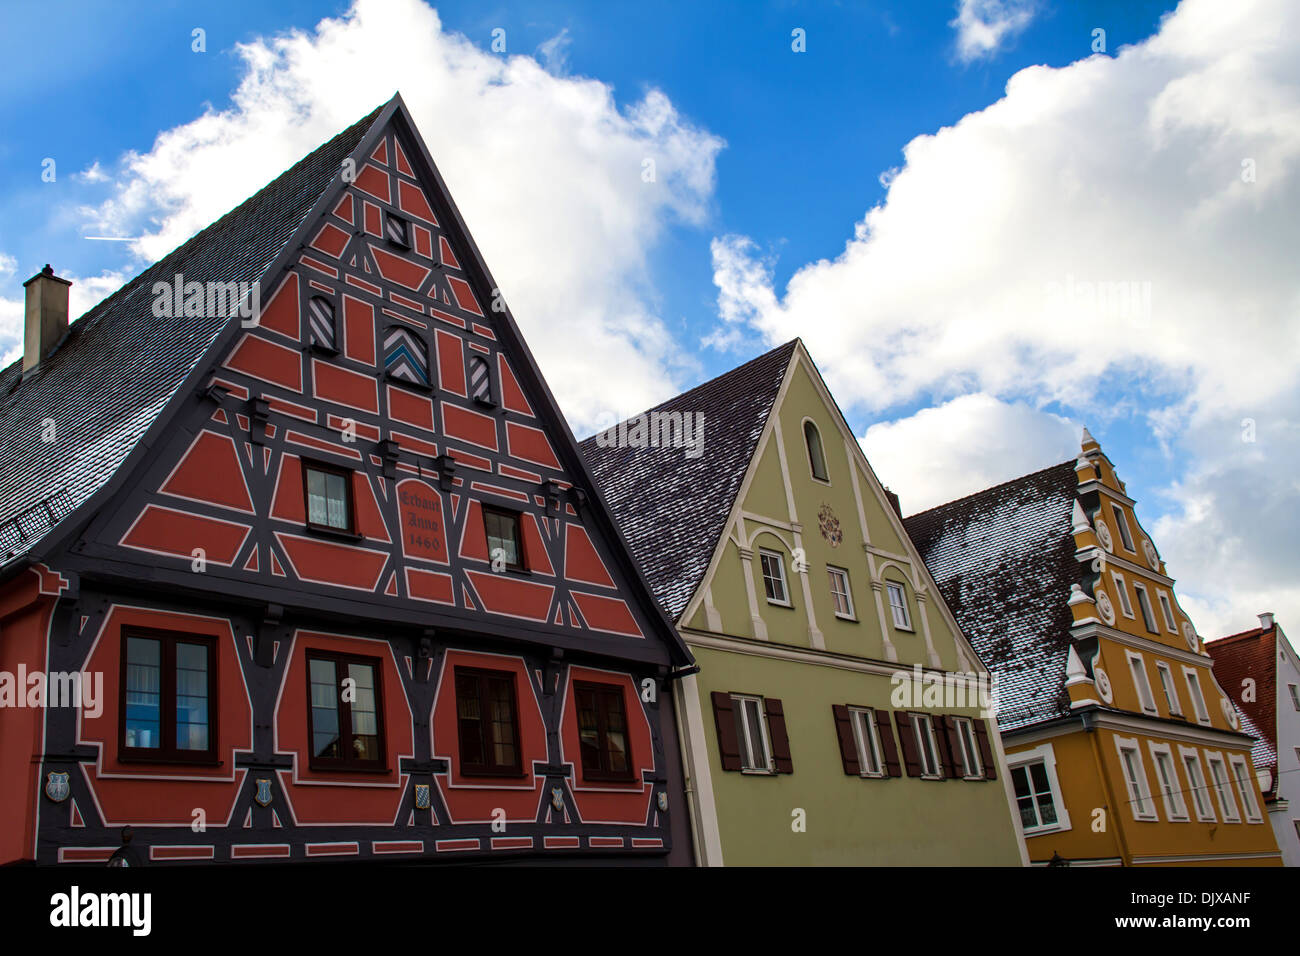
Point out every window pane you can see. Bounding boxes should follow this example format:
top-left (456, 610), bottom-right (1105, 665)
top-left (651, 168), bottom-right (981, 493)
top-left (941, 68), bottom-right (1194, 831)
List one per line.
top-left (175, 642), bottom-right (209, 750)
top-left (605, 691), bottom-right (628, 773)
top-left (307, 468), bottom-right (349, 529)
top-left (744, 699), bottom-right (767, 769)
top-left (485, 511), bottom-right (520, 566)
top-left (310, 658), bottom-right (340, 758)
top-left (577, 689), bottom-right (601, 772)
top-left (348, 663), bottom-right (379, 761)
top-left (125, 637), bottom-right (161, 749)
top-left (456, 674), bottom-right (484, 767)
top-left (487, 677), bottom-right (517, 768)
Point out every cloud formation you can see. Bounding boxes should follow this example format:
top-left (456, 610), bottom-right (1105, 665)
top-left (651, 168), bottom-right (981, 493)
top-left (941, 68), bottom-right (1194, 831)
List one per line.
top-left (950, 0), bottom-right (1038, 63)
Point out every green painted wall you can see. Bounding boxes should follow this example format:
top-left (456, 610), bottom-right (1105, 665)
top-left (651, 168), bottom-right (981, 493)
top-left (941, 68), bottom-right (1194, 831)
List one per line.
top-left (690, 644), bottom-right (1023, 865)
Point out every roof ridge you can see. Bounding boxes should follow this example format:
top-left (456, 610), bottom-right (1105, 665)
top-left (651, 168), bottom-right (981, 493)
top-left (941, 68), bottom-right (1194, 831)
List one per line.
top-left (904, 457), bottom-right (1077, 521)
top-left (580, 338), bottom-right (799, 442)
top-left (1207, 626), bottom-right (1271, 646)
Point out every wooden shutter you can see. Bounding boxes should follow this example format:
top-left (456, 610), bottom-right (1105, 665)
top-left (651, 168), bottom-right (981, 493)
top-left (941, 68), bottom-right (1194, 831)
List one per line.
top-left (875, 711), bottom-right (902, 777)
top-left (894, 711), bottom-right (922, 777)
top-left (765, 698), bottom-right (794, 773)
top-left (972, 720), bottom-right (997, 780)
top-left (832, 705), bottom-right (860, 775)
top-left (710, 691), bottom-right (743, 772)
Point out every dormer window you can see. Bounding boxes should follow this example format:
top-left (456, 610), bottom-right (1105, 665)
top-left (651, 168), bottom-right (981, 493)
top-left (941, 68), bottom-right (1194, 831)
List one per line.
top-left (804, 420), bottom-right (828, 481)
top-left (385, 212), bottom-right (411, 249)
top-left (308, 295), bottom-right (338, 353)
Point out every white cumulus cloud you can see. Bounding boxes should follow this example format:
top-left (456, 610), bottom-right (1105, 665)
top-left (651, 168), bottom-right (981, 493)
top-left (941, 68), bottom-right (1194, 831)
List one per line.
top-left (950, 0), bottom-right (1038, 63)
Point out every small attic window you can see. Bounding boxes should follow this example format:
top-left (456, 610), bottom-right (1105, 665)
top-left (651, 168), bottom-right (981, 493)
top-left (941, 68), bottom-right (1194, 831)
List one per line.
top-left (385, 212), bottom-right (411, 249)
top-left (308, 295), bottom-right (338, 353)
top-left (384, 326), bottom-right (430, 388)
top-left (468, 354), bottom-right (496, 407)
top-left (804, 420), bottom-right (829, 482)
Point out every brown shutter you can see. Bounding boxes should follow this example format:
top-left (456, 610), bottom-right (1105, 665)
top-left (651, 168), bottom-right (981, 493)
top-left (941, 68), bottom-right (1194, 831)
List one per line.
top-left (832, 705), bottom-right (860, 775)
top-left (711, 691), bottom-right (743, 772)
top-left (875, 711), bottom-right (902, 777)
top-left (894, 711), bottom-right (922, 777)
top-left (972, 719), bottom-right (997, 780)
top-left (765, 698), bottom-right (794, 774)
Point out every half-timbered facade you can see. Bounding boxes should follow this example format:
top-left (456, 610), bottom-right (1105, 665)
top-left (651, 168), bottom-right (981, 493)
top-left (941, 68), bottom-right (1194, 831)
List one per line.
top-left (0, 96), bottom-right (694, 866)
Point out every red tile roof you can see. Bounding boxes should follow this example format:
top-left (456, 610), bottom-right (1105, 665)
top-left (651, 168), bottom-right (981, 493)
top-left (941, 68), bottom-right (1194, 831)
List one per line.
top-left (1207, 625), bottom-right (1278, 797)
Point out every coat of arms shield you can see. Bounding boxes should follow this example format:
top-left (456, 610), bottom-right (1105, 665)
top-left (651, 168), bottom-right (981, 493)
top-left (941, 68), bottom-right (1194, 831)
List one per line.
top-left (44, 771), bottom-right (70, 803)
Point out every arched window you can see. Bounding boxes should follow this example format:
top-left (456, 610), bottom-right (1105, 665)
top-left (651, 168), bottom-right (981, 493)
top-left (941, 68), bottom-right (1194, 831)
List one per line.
top-left (804, 420), bottom-right (828, 481)
top-left (383, 326), bottom-right (430, 387)
top-left (307, 295), bottom-right (337, 353)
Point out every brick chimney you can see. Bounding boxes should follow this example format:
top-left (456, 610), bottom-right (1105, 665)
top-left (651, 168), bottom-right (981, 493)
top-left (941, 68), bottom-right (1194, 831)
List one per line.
top-left (23, 264), bottom-right (72, 374)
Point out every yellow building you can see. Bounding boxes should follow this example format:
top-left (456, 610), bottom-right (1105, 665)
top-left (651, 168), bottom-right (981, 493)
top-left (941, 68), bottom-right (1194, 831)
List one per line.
top-left (904, 429), bottom-right (1281, 866)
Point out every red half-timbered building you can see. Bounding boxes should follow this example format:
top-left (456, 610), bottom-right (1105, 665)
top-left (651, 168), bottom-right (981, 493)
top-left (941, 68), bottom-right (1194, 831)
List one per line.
top-left (0, 95), bottom-right (695, 865)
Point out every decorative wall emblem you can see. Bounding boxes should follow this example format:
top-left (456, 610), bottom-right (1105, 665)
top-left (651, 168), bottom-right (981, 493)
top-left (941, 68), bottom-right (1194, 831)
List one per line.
top-left (1096, 590), bottom-right (1116, 626)
top-left (1221, 698), bottom-right (1239, 729)
top-left (44, 771), bottom-right (70, 803)
top-left (1095, 668), bottom-right (1113, 703)
top-left (1142, 539), bottom-right (1160, 570)
top-left (818, 504), bottom-right (842, 548)
top-left (551, 787), bottom-right (565, 812)
top-left (1182, 621), bottom-right (1198, 651)
top-left (415, 784), bottom-right (431, 810)
top-left (254, 778), bottom-right (273, 807)
top-left (657, 791), bottom-right (668, 813)
top-left (1094, 518), bottom-right (1114, 553)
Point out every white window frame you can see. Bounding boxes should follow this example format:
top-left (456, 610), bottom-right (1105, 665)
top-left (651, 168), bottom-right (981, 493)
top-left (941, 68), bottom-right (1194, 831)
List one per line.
top-left (827, 566), bottom-right (855, 620)
top-left (1111, 502), bottom-right (1135, 552)
top-left (912, 713), bottom-right (941, 779)
top-left (1148, 742), bottom-right (1189, 822)
top-left (758, 549), bottom-right (791, 607)
top-left (1157, 589), bottom-right (1178, 633)
top-left (1178, 746), bottom-right (1216, 822)
top-left (885, 581), bottom-right (912, 631)
top-left (1155, 661), bottom-right (1182, 716)
top-left (1182, 666), bottom-right (1211, 725)
top-left (1006, 743), bottom-right (1071, 835)
top-left (1110, 571), bottom-right (1134, 619)
top-left (1126, 651), bottom-right (1158, 716)
top-left (732, 694), bottom-right (774, 773)
top-left (1133, 582), bottom-right (1159, 634)
top-left (1289, 683), bottom-right (1300, 712)
top-left (848, 706), bottom-right (884, 778)
top-left (954, 716), bottom-right (983, 779)
top-left (1228, 754), bottom-right (1263, 823)
top-left (1205, 751), bottom-right (1240, 822)
top-left (1115, 735), bottom-right (1159, 822)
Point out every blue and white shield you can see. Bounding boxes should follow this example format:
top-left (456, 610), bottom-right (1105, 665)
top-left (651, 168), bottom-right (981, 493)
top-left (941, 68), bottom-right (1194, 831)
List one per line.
top-left (254, 778), bottom-right (273, 807)
top-left (551, 787), bottom-right (565, 812)
top-left (657, 791), bottom-right (668, 812)
top-left (44, 771), bottom-right (70, 803)
top-left (415, 784), bottom-right (430, 810)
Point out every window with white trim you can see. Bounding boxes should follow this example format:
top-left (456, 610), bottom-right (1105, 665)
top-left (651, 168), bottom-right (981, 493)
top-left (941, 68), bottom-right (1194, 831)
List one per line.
top-left (1155, 661), bottom-right (1182, 716)
top-left (1127, 652), bottom-right (1158, 715)
top-left (1179, 748), bottom-right (1216, 822)
top-left (1229, 754), bottom-right (1263, 823)
top-left (1111, 572), bottom-right (1134, 618)
top-left (1133, 582), bottom-right (1159, 634)
top-left (954, 716), bottom-right (982, 779)
top-left (886, 582), bottom-right (912, 630)
top-left (1183, 667), bottom-right (1211, 724)
top-left (1149, 743), bottom-right (1189, 821)
top-left (1206, 753), bottom-right (1240, 822)
top-left (758, 549), bottom-right (790, 606)
top-left (912, 713), bottom-right (941, 778)
top-left (1111, 503), bottom-right (1135, 551)
top-left (1008, 744), bottom-right (1070, 834)
top-left (827, 566), bottom-right (854, 619)
top-left (733, 695), bottom-right (773, 772)
top-left (849, 707), bottom-right (883, 777)
top-left (1289, 684), bottom-right (1300, 712)
top-left (804, 420), bottom-right (829, 482)
top-left (1157, 590), bottom-right (1178, 632)
top-left (1116, 737), bottom-right (1158, 821)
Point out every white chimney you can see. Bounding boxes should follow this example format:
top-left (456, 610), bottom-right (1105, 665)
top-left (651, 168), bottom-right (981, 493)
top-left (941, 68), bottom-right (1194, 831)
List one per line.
top-left (23, 264), bottom-right (72, 374)
top-left (1258, 611), bottom-right (1275, 630)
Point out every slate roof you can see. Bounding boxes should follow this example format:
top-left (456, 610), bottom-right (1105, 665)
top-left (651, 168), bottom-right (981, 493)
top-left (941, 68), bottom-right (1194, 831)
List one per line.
top-left (0, 104), bottom-right (384, 568)
top-left (1208, 625), bottom-right (1279, 796)
top-left (579, 340), bottom-right (797, 619)
top-left (904, 461), bottom-right (1081, 732)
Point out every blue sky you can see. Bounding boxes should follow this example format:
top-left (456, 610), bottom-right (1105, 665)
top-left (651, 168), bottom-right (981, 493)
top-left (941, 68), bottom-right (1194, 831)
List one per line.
top-left (1, 0), bottom-right (1295, 638)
